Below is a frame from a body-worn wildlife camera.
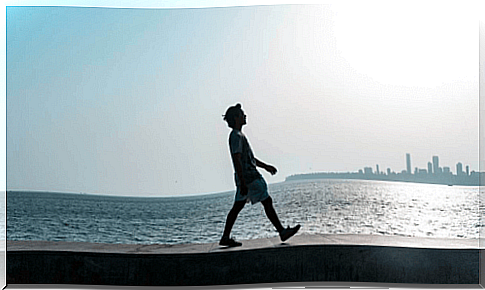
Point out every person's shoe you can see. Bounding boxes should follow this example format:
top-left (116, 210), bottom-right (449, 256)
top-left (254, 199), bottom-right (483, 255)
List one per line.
top-left (279, 224), bottom-right (301, 242)
top-left (219, 236), bottom-right (242, 247)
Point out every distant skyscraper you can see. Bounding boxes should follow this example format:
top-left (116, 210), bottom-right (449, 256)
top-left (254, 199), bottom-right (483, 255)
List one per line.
top-left (433, 156), bottom-right (439, 175)
top-left (466, 165), bottom-right (470, 176)
top-left (406, 153), bottom-right (411, 174)
top-left (427, 162), bottom-right (433, 174)
top-left (376, 164), bottom-right (380, 175)
top-left (456, 162), bottom-right (463, 176)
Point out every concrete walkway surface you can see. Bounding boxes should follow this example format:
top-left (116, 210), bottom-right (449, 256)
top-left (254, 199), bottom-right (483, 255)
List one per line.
top-left (7, 234), bottom-right (484, 286)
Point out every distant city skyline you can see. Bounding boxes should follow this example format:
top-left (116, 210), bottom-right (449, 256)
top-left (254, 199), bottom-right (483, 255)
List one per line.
top-left (287, 153), bottom-right (483, 186)
top-left (364, 153), bottom-right (478, 177)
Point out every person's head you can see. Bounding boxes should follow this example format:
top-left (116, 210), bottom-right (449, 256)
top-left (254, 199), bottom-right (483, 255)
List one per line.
top-left (223, 103), bottom-right (246, 129)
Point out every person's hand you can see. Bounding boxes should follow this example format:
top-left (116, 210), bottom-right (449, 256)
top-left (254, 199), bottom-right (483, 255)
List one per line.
top-left (265, 165), bottom-right (277, 175)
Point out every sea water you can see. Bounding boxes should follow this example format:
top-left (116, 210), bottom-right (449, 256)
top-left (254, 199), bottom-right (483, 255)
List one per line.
top-left (7, 179), bottom-right (482, 244)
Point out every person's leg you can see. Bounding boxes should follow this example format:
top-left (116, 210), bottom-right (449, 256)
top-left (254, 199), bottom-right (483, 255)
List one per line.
top-left (222, 200), bottom-right (246, 238)
top-left (261, 196), bottom-right (284, 233)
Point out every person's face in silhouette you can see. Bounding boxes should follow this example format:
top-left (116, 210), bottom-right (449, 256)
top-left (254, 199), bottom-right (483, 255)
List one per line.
top-left (239, 110), bottom-right (246, 125)
top-left (235, 109), bottom-right (247, 128)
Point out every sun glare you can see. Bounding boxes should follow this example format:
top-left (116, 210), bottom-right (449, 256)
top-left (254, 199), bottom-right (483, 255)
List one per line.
top-left (332, 2), bottom-right (477, 87)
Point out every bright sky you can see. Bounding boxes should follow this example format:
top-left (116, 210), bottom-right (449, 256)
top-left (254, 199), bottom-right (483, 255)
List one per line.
top-left (4, 1), bottom-right (482, 197)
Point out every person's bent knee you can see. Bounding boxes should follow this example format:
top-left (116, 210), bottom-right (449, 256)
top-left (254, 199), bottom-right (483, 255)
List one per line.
top-left (232, 200), bottom-right (246, 212)
top-left (262, 196), bottom-right (272, 207)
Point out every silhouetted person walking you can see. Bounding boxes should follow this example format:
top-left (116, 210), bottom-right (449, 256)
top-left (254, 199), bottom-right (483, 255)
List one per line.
top-left (220, 103), bottom-right (300, 247)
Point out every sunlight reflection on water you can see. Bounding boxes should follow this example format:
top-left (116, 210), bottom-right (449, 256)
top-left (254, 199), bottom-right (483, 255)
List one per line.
top-left (7, 179), bottom-right (481, 244)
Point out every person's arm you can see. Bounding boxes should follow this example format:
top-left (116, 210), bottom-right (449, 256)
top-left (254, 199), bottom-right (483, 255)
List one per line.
top-left (232, 153), bottom-right (248, 195)
top-left (255, 158), bottom-right (277, 175)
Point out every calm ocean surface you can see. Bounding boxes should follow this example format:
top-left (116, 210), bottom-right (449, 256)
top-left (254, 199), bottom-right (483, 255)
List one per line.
top-left (7, 179), bottom-right (483, 244)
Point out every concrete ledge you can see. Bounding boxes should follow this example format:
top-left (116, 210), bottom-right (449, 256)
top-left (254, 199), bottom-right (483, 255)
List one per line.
top-left (7, 234), bottom-right (482, 286)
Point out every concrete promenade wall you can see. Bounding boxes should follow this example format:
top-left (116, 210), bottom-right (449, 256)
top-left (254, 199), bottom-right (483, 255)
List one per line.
top-left (7, 234), bottom-right (483, 287)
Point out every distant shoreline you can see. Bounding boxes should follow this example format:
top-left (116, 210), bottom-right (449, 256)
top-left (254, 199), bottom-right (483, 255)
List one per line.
top-left (5, 189), bottom-right (234, 199)
top-left (285, 172), bottom-right (484, 186)
top-left (7, 173), bottom-right (483, 199)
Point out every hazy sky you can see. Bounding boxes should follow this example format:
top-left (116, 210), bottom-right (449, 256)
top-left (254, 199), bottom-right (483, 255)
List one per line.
top-left (6, 1), bottom-right (481, 196)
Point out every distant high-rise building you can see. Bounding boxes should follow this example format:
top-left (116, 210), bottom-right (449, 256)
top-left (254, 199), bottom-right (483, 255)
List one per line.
top-left (456, 162), bottom-right (463, 176)
top-left (466, 165), bottom-right (470, 176)
top-left (414, 167), bottom-right (418, 175)
top-left (364, 167), bottom-right (373, 175)
top-left (387, 168), bottom-right (391, 176)
top-left (428, 162), bottom-right (433, 174)
top-left (406, 153), bottom-right (411, 174)
top-left (433, 156), bottom-right (439, 175)
top-left (376, 164), bottom-right (380, 175)
top-left (443, 167), bottom-right (450, 175)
